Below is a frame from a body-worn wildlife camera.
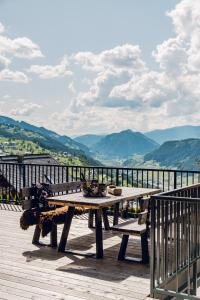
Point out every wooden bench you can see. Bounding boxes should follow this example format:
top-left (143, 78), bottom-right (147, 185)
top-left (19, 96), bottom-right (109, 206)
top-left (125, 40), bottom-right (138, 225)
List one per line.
top-left (112, 200), bottom-right (150, 264)
top-left (21, 181), bottom-right (82, 248)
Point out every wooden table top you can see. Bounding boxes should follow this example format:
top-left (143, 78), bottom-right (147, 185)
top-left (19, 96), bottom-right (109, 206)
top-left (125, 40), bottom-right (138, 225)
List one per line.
top-left (47, 187), bottom-right (161, 209)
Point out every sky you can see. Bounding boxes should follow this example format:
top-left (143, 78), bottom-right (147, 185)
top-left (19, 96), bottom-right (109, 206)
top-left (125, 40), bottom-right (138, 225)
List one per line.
top-left (0, 0), bottom-right (200, 136)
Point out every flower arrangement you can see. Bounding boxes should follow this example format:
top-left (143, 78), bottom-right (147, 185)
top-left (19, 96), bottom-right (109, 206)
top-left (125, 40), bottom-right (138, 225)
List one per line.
top-left (80, 173), bottom-right (107, 197)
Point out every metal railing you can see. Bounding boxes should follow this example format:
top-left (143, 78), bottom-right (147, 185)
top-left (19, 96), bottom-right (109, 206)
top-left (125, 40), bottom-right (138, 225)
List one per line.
top-left (0, 162), bottom-right (200, 203)
top-left (150, 184), bottom-right (200, 299)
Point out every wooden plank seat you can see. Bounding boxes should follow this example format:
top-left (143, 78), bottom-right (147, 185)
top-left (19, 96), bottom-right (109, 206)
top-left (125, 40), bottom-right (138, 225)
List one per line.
top-left (112, 210), bottom-right (150, 264)
top-left (20, 181), bottom-right (85, 247)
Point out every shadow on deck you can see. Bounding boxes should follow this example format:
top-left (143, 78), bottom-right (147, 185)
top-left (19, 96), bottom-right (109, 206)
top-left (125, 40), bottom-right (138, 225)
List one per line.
top-left (0, 209), bottom-right (152, 300)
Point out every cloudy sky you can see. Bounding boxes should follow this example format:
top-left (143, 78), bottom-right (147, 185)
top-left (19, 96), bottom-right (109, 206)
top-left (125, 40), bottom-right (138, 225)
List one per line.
top-left (0, 0), bottom-right (199, 136)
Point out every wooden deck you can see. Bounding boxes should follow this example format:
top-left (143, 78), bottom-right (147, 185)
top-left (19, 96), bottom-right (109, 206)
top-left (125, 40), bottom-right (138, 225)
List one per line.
top-left (0, 208), bottom-right (152, 300)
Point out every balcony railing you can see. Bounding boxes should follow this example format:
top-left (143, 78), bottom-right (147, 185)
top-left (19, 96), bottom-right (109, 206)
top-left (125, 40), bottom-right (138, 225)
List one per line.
top-left (150, 184), bottom-right (200, 299)
top-left (0, 162), bottom-right (200, 203)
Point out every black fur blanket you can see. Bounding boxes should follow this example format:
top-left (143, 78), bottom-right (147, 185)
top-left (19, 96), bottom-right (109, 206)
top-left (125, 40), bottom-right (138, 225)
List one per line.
top-left (20, 206), bottom-right (85, 237)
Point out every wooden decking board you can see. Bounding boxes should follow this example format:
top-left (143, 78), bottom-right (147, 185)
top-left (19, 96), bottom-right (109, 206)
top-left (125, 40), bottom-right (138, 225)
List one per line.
top-left (0, 210), bottom-right (151, 299)
top-left (0, 268), bottom-right (148, 300)
top-left (0, 278), bottom-right (84, 300)
top-left (0, 274), bottom-right (118, 300)
top-left (0, 256), bottom-right (149, 295)
top-left (0, 261), bottom-right (149, 300)
top-left (0, 249), bottom-right (148, 281)
top-left (0, 262), bottom-right (149, 295)
top-left (0, 261), bottom-right (149, 294)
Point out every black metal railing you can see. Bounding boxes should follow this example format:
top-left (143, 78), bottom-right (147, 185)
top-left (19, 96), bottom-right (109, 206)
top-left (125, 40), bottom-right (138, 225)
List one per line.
top-left (0, 162), bottom-right (200, 203)
top-left (150, 184), bottom-right (200, 299)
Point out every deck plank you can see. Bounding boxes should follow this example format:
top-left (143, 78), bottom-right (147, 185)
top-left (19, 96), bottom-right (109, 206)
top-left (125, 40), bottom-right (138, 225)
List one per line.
top-left (0, 209), bottom-right (151, 300)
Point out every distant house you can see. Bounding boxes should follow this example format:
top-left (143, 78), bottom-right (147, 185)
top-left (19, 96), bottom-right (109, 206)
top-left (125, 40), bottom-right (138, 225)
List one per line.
top-left (2, 141), bottom-right (17, 148)
top-left (0, 154), bottom-right (67, 194)
top-left (63, 152), bottom-right (72, 157)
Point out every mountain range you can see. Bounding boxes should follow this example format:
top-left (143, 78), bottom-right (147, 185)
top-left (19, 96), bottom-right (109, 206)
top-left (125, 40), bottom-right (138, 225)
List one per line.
top-left (1, 116), bottom-right (200, 170)
top-left (90, 129), bottom-right (158, 158)
top-left (75, 126), bottom-right (200, 170)
top-left (75, 125), bottom-right (200, 147)
top-left (145, 125), bottom-right (200, 144)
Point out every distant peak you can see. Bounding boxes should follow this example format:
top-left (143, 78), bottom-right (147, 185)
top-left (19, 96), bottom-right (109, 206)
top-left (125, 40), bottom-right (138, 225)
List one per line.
top-left (120, 129), bottom-right (133, 134)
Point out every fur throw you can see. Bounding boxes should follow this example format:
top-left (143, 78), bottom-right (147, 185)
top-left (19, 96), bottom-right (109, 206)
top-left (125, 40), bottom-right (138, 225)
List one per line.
top-left (20, 206), bottom-right (85, 237)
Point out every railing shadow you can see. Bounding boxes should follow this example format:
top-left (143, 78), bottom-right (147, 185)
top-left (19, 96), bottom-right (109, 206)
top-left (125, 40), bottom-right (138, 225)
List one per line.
top-left (0, 202), bottom-right (22, 211)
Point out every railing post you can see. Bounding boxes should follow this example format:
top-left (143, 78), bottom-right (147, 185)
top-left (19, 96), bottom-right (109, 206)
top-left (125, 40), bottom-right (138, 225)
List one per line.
top-left (116, 168), bottom-right (119, 186)
top-left (191, 202), bottom-right (198, 295)
top-left (22, 164), bottom-right (26, 188)
top-left (66, 166), bottom-right (69, 182)
top-left (150, 196), bottom-right (156, 298)
top-left (174, 171), bottom-right (177, 190)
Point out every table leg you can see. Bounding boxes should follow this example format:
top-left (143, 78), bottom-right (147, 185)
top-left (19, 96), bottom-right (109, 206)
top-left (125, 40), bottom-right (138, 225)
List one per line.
top-left (32, 224), bottom-right (41, 245)
top-left (50, 223), bottom-right (57, 248)
top-left (88, 209), bottom-right (94, 228)
top-left (95, 209), bottom-right (103, 259)
top-left (139, 197), bottom-right (144, 211)
top-left (58, 206), bottom-right (75, 252)
top-left (102, 207), bottom-right (110, 230)
top-left (113, 202), bottom-right (120, 225)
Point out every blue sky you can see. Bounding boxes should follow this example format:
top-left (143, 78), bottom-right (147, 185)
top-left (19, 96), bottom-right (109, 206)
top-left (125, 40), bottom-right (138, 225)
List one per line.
top-left (0, 0), bottom-right (199, 136)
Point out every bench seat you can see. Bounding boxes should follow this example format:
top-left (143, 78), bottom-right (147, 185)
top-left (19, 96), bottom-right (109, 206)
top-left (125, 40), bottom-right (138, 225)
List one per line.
top-left (112, 219), bottom-right (146, 236)
top-left (111, 211), bottom-right (149, 264)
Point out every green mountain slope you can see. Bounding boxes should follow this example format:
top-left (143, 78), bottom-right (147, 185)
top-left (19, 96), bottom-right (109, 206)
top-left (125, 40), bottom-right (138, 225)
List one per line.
top-left (146, 125), bottom-right (200, 144)
top-left (144, 138), bottom-right (200, 170)
top-left (0, 116), bottom-right (89, 153)
top-left (0, 137), bottom-right (94, 166)
top-left (92, 129), bottom-right (158, 158)
top-left (0, 116), bottom-right (101, 166)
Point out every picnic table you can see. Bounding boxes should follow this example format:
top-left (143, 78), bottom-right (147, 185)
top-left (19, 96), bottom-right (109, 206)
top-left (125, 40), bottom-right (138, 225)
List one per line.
top-left (47, 187), bottom-right (160, 258)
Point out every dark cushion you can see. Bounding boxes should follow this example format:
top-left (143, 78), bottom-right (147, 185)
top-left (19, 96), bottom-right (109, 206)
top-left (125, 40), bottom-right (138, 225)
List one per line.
top-left (20, 206), bottom-right (86, 237)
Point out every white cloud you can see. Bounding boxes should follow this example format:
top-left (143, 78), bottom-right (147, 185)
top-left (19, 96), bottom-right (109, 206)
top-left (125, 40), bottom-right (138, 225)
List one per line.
top-left (0, 55), bottom-right (11, 70)
top-left (53, 0), bottom-right (200, 134)
top-left (0, 21), bottom-right (44, 83)
top-left (167, 0), bottom-right (200, 40)
top-left (68, 82), bottom-right (76, 94)
top-left (10, 102), bottom-right (42, 116)
top-left (0, 69), bottom-right (30, 83)
top-left (49, 107), bottom-right (128, 135)
top-left (3, 94), bottom-right (10, 99)
top-left (28, 56), bottom-right (72, 79)
top-left (152, 37), bottom-right (188, 76)
top-left (70, 44), bottom-right (146, 110)
top-left (110, 71), bottom-right (174, 107)
top-left (0, 22), bottom-right (5, 34)
top-left (71, 69), bottom-right (131, 110)
top-left (73, 44), bottom-right (146, 74)
top-left (0, 36), bottom-right (44, 59)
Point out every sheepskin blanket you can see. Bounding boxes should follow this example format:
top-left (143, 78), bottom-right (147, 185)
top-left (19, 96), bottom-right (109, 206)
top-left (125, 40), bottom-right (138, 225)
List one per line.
top-left (20, 206), bottom-right (85, 237)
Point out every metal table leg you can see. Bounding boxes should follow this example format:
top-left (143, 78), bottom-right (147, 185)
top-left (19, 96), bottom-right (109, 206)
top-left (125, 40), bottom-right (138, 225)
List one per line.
top-left (58, 206), bottom-right (75, 252)
top-left (113, 202), bottom-right (120, 225)
top-left (95, 209), bottom-right (103, 259)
